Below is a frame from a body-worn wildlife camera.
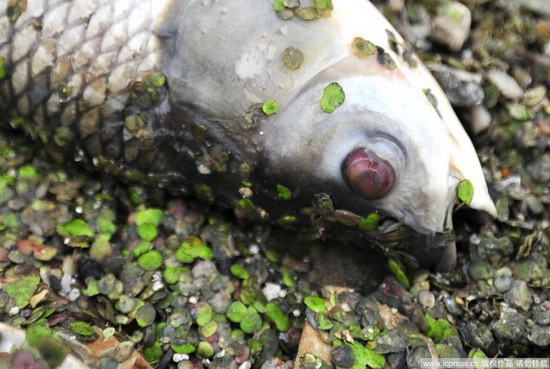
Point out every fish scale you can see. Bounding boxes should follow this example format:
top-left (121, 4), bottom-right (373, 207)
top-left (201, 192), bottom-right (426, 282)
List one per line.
top-left (0, 0), bottom-right (497, 270)
top-left (1, 0), bottom-right (169, 171)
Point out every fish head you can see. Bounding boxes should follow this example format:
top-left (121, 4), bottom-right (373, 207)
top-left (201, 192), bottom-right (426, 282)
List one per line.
top-left (163, 0), bottom-right (496, 238)
top-left (261, 56), bottom-right (460, 235)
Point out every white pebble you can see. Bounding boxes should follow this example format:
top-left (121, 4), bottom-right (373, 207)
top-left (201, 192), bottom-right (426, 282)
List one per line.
top-left (486, 68), bottom-right (524, 100)
top-left (172, 354), bottom-right (189, 363)
top-left (9, 306), bottom-right (20, 315)
top-left (262, 282), bottom-right (284, 301)
top-left (470, 105), bottom-right (492, 135)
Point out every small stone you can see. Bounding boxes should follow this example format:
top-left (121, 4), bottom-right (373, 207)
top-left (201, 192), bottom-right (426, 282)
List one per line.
top-left (113, 342), bottom-right (134, 363)
top-left (470, 106), bottom-right (492, 135)
top-left (468, 260), bottom-right (492, 281)
top-left (493, 312), bottom-right (527, 342)
top-left (419, 290), bottom-right (435, 309)
top-left (486, 69), bottom-right (524, 100)
top-left (430, 1), bottom-right (471, 51)
top-left (504, 280), bottom-right (532, 311)
top-left (529, 325), bottom-right (550, 347)
top-left (427, 63), bottom-right (483, 107)
top-left (532, 302), bottom-right (550, 326)
top-left (494, 267), bottom-right (513, 293)
top-left (330, 344), bottom-right (355, 367)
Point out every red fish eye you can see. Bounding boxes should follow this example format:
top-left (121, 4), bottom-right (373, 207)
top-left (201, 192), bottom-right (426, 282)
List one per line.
top-left (342, 148), bottom-right (396, 199)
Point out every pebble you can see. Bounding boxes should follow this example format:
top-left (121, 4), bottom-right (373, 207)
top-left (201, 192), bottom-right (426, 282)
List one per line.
top-left (470, 106), bottom-right (492, 135)
top-left (427, 63), bottom-right (484, 107)
top-left (494, 267), bottom-right (513, 293)
top-left (529, 325), bottom-right (550, 347)
top-left (486, 69), bottom-right (524, 100)
top-left (532, 302), bottom-right (550, 326)
top-left (492, 312), bottom-right (527, 342)
top-left (330, 345), bottom-right (355, 367)
top-left (467, 260), bottom-right (492, 281)
top-left (430, 1), bottom-right (472, 51)
top-left (503, 280), bottom-right (533, 311)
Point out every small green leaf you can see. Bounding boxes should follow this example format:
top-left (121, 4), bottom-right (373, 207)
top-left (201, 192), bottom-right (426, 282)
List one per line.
top-left (164, 267), bottom-right (187, 284)
top-left (171, 343), bottom-right (195, 354)
top-left (83, 280), bottom-right (99, 297)
top-left (138, 223), bottom-right (158, 241)
top-left (304, 296), bottom-right (327, 313)
top-left (457, 179), bottom-right (474, 205)
top-left (18, 164), bottom-right (42, 179)
top-left (424, 314), bottom-right (458, 343)
top-left (231, 264), bottom-right (250, 279)
top-left (196, 304), bottom-right (213, 327)
top-left (265, 302), bottom-right (291, 332)
top-left (359, 213), bottom-right (379, 231)
top-left (262, 99), bottom-right (279, 115)
top-left (388, 259), bottom-right (410, 288)
top-left (200, 321), bottom-right (218, 338)
top-left (59, 219), bottom-right (94, 237)
top-left (197, 341), bottom-right (214, 358)
top-left (137, 250), bottom-right (163, 271)
top-left (316, 314), bottom-right (333, 330)
top-left (350, 342), bottom-right (385, 369)
top-left (6, 275), bottom-right (40, 308)
top-left (135, 208), bottom-right (164, 226)
top-left (103, 327), bottom-right (116, 339)
top-left (321, 82), bottom-right (345, 113)
top-left (277, 184), bottom-right (292, 200)
top-left (240, 308), bottom-right (262, 333)
top-left (273, 0), bottom-right (285, 11)
top-left (26, 323), bottom-right (53, 347)
top-left (70, 321), bottom-right (96, 336)
top-left (227, 301), bottom-right (247, 323)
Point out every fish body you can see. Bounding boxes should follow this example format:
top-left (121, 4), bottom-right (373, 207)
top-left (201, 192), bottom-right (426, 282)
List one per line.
top-left (0, 0), bottom-right (496, 264)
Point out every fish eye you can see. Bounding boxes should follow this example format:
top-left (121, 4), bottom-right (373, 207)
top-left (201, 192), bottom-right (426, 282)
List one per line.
top-left (342, 147), bottom-right (397, 199)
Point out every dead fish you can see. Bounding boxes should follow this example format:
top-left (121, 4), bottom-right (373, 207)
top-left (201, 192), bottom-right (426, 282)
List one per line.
top-left (0, 0), bottom-right (496, 268)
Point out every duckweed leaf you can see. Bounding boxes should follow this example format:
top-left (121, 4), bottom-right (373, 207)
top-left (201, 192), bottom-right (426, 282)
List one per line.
top-left (262, 99), bottom-right (279, 115)
top-left (230, 264), bottom-right (250, 279)
top-left (265, 302), bottom-right (291, 332)
top-left (163, 267), bottom-right (186, 284)
top-left (58, 219), bottom-right (94, 237)
top-left (388, 259), bottom-right (411, 288)
top-left (317, 314), bottom-right (334, 330)
top-left (277, 184), bottom-right (292, 200)
top-left (171, 343), bottom-right (195, 354)
top-left (424, 314), bottom-right (458, 343)
top-left (137, 250), bottom-right (163, 271)
top-left (457, 179), bottom-right (474, 205)
top-left (273, 0), bottom-right (285, 11)
top-left (227, 301), bottom-right (247, 323)
top-left (6, 275), bottom-right (40, 308)
top-left (18, 164), bottom-right (42, 179)
top-left (321, 82), bottom-right (345, 113)
top-left (240, 308), bottom-right (262, 333)
top-left (26, 322), bottom-right (53, 347)
top-left (304, 296), bottom-right (328, 313)
top-left (200, 321), bottom-right (218, 338)
top-left (196, 304), bottom-right (213, 327)
top-left (135, 208), bottom-right (164, 226)
top-left (359, 213), bottom-right (379, 231)
top-left (197, 341), bottom-right (214, 358)
top-left (349, 342), bottom-right (385, 369)
top-left (138, 223), bottom-right (158, 241)
top-left (70, 321), bottom-right (95, 336)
